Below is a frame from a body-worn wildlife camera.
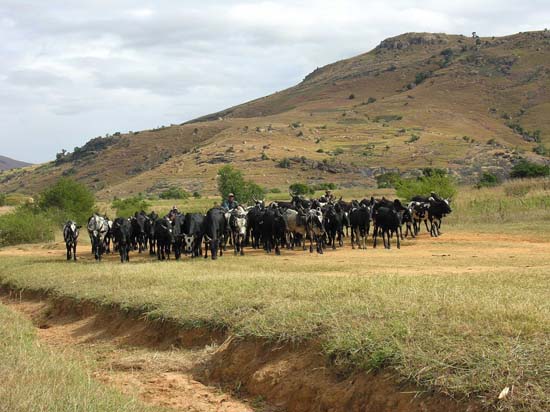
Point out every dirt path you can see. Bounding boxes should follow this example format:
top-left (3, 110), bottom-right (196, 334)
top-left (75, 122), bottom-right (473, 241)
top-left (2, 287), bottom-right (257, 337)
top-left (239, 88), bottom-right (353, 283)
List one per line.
top-left (1, 297), bottom-right (264, 412)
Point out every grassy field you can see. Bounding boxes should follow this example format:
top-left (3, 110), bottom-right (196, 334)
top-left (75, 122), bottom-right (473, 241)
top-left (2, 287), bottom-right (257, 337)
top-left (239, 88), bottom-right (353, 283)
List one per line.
top-left (0, 302), bottom-right (154, 412)
top-left (1, 179), bottom-right (549, 411)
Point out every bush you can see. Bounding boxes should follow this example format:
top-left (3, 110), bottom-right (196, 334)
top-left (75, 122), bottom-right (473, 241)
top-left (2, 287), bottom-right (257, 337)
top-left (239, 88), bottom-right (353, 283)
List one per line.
top-left (333, 147), bottom-right (345, 155)
top-left (510, 160), bottom-right (550, 179)
top-left (376, 173), bottom-right (402, 189)
top-left (476, 172), bottom-right (500, 188)
top-left (112, 196), bottom-right (150, 218)
top-left (533, 144), bottom-right (548, 156)
top-left (0, 193), bottom-right (6, 207)
top-left (0, 206), bottom-right (55, 246)
top-left (192, 191), bottom-right (201, 198)
top-left (367, 97), bottom-right (377, 104)
top-left (159, 187), bottom-right (189, 200)
top-left (407, 134), bottom-right (420, 143)
top-left (414, 71), bottom-right (432, 85)
top-left (217, 165), bottom-right (266, 204)
top-left (348, 94), bottom-right (355, 100)
top-left (289, 183), bottom-right (315, 196)
top-left (395, 170), bottom-right (457, 200)
top-left (38, 178), bottom-right (95, 224)
top-left (311, 182), bottom-right (337, 191)
top-left (278, 158), bottom-right (291, 168)
top-left (269, 188), bottom-right (282, 193)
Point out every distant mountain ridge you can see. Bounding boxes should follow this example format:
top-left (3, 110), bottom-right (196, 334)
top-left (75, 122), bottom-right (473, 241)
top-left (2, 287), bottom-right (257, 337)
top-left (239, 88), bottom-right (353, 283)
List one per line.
top-left (0, 155), bottom-right (31, 171)
top-left (1, 30), bottom-right (549, 199)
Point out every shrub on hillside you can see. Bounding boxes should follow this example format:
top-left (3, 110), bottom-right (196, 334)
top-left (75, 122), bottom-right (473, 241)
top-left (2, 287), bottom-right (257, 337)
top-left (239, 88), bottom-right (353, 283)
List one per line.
top-left (533, 144), bottom-right (548, 156)
top-left (0, 206), bottom-right (55, 246)
top-left (289, 183), bottom-right (315, 196)
top-left (476, 172), bottom-right (500, 188)
top-left (311, 182), bottom-right (337, 191)
top-left (217, 165), bottom-right (266, 204)
top-left (158, 187), bottom-right (189, 200)
top-left (396, 169), bottom-right (457, 200)
top-left (192, 191), bottom-right (201, 199)
top-left (510, 160), bottom-right (550, 179)
top-left (38, 178), bottom-right (95, 224)
top-left (376, 173), bottom-right (402, 189)
top-left (112, 196), bottom-right (150, 218)
top-left (278, 158), bottom-right (291, 168)
top-left (0, 193), bottom-right (6, 207)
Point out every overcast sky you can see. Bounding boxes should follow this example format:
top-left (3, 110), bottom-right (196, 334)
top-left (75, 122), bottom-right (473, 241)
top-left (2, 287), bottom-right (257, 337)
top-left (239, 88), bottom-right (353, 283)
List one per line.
top-left (1, 1), bottom-right (548, 163)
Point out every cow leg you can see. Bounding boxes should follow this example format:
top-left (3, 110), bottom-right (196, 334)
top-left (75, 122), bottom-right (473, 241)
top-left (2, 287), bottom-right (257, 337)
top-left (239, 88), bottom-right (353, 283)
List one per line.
top-left (396, 230), bottom-right (401, 249)
top-left (73, 243), bottom-right (77, 261)
top-left (204, 241), bottom-right (208, 259)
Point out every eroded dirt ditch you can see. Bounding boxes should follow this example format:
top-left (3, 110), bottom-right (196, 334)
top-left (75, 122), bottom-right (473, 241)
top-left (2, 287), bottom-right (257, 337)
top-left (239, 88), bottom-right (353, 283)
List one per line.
top-left (1, 289), bottom-right (481, 412)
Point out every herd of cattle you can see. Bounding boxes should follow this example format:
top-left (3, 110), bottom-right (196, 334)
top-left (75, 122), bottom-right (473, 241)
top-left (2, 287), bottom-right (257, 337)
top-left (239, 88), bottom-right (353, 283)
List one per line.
top-left (62, 194), bottom-right (452, 262)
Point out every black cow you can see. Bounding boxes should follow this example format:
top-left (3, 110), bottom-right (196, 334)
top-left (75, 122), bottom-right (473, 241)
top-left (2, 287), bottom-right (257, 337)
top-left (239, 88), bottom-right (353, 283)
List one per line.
top-left (324, 204), bottom-right (345, 249)
top-left (145, 211), bottom-right (158, 255)
top-left (182, 213), bottom-right (204, 257)
top-left (131, 212), bottom-right (148, 253)
top-left (202, 207), bottom-right (225, 260)
top-left (154, 216), bottom-right (174, 260)
top-left (63, 221), bottom-right (80, 261)
top-left (401, 205), bottom-right (415, 238)
top-left (349, 205), bottom-right (370, 249)
top-left (427, 198), bottom-right (452, 237)
top-left (112, 217), bottom-right (132, 262)
top-left (337, 198), bottom-right (353, 236)
top-left (260, 206), bottom-right (285, 255)
top-left (172, 213), bottom-right (186, 260)
top-left (373, 206), bottom-right (401, 249)
top-left (246, 203), bottom-right (264, 249)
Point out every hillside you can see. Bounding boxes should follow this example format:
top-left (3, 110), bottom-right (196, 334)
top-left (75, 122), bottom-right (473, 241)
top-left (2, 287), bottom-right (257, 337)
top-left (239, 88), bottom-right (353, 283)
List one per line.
top-left (1, 30), bottom-right (550, 199)
top-left (0, 155), bottom-right (31, 171)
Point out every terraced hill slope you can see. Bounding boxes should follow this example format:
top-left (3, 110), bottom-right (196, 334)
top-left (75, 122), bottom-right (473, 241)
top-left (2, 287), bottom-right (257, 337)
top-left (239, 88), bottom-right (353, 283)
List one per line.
top-left (2, 30), bottom-right (549, 199)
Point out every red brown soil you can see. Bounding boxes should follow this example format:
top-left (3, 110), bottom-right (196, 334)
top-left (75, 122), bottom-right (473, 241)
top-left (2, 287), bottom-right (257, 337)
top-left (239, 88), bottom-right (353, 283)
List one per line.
top-left (1, 290), bottom-right (482, 412)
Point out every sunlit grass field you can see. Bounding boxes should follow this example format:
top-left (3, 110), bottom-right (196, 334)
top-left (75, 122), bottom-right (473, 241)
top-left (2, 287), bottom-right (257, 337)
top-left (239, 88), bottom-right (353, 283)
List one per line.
top-left (1, 178), bottom-right (549, 411)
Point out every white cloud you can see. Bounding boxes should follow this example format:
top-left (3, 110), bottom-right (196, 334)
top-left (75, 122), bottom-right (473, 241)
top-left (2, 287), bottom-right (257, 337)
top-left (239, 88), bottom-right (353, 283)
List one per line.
top-left (0, 0), bottom-right (548, 162)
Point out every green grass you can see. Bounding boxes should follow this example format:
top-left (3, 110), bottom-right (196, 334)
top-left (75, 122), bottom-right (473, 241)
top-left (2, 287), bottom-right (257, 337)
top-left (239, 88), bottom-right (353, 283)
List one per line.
top-left (0, 303), bottom-right (154, 412)
top-left (0, 207), bottom-right (56, 246)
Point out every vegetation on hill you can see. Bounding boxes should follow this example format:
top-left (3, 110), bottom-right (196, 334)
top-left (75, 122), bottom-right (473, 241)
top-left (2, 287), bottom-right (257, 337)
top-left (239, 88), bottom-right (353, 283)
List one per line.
top-left (38, 178), bottom-right (95, 225)
top-left (510, 159), bottom-right (550, 179)
top-left (112, 196), bottom-right (150, 218)
top-left (0, 178), bottom-right (95, 246)
top-left (217, 165), bottom-right (266, 204)
top-left (394, 169), bottom-right (457, 200)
